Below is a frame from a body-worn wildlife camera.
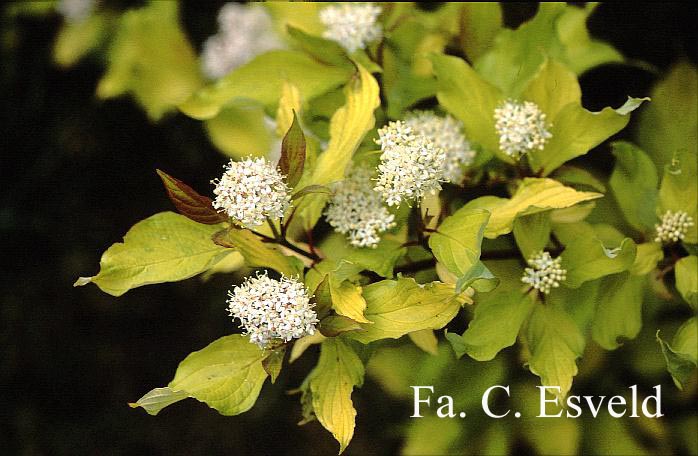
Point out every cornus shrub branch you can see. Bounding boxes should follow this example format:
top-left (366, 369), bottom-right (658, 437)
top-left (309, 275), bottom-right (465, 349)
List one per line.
top-left (68, 2), bottom-right (697, 454)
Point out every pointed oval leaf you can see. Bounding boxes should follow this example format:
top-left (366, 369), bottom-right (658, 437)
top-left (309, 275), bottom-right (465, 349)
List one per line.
top-left (157, 169), bottom-right (227, 224)
top-left (279, 111), bottom-right (306, 188)
top-left (75, 212), bottom-right (230, 296)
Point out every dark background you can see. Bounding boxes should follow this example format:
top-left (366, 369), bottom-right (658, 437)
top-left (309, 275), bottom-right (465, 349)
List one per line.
top-left (1, 2), bottom-right (696, 455)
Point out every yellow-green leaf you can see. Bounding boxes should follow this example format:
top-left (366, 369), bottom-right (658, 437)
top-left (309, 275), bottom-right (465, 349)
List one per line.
top-left (429, 208), bottom-right (495, 292)
top-left (430, 54), bottom-right (503, 160)
top-left (212, 227), bottom-right (304, 278)
top-left (521, 59), bottom-right (581, 121)
top-left (657, 318), bottom-right (698, 390)
top-left (308, 338), bottom-right (364, 454)
top-left (675, 256), bottom-right (698, 308)
top-left (204, 102), bottom-right (273, 159)
top-left (630, 242), bottom-right (663, 276)
top-left (131, 335), bottom-right (268, 416)
top-left (348, 278), bottom-right (464, 344)
top-left (591, 272), bottom-right (645, 350)
top-left (96, 1), bottom-right (202, 120)
top-left (74, 212), bottom-right (230, 296)
top-left (292, 63), bottom-right (380, 229)
top-left (526, 303), bottom-right (585, 399)
top-left (179, 50), bottom-right (352, 120)
top-left (467, 178), bottom-right (602, 238)
top-left (529, 97), bottom-right (648, 176)
top-left (447, 292), bottom-right (535, 361)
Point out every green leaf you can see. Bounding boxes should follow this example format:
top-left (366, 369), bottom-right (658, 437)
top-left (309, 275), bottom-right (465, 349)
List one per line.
top-left (330, 279), bottom-right (370, 324)
top-left (459, 2), bottom-right (503, 61)
top-left (319, 315), bottom-right (365, 338)
top-left (609, 141), bottom-right (659, 231)
top-left (131, 335), bottom-right (268, 416)
top-left (74, 212), bottom-right (230, 296)
top-left (630, 242), bottom-right (663, 276)
top-left (304, 260), bottom-right (370, 323)
top-left (466, 178), bottom-right (602, 238)
top-left (348, 278), bottom-right (464, 344)
top-left (554, 166), bottom-right (606, 193)
top-left (96, 2), bottom-right (202, 120)
top-left (319, 235), bottom-right (406, 278)
top-left (204, 102), bottom-right (273, 159)
top-left (212, 227), bottom-right (304, 277)
top-left (447, 292), bottom-right (535, 361)
top-left (591, 272), bottom-right (645, 350)
top-left (529, 97), bottom-right (648, 176)
top-left (675, 256), bottom-right (698, 308)
top-left (521, 59), bottom-right (581, 121)
top-left (526, 303), bottom-right (585, 399)
top-left (129, 387), bottom-right (189, 415)
top-left (286, 25), bottom-right (352, 68)
top-left (308, 338), bottom-right (364, 454)
top-left (474, 3), bottom-right (622, 96)
top-left (555, 223), bottom-right (637, 288)
top-left (657, 318), bottom-right (698, 390)
top-left (291, 184), bottom-right (332, 201)
top-left (555, 3), bottom-right (624, 74)
top-left (53, 14), bottom-right (107, 67)
top-left (156, 169), bottom-right (227, 225)
top-left (261, 346), bottom-right (286, 384)
top-left (513, 212), bottom-right (552, 259)
top-left (279, 111), bottom-right (306, 188)
top-left (292, 63), bottom-right (380, 230)
top-left (430, 54), bottom-right (504, 160)
top-left (179, 50), bottom-right (353, 120)
top-left (636, 61), bottom-right (697, 172)
top-left (658, 150), bottom-right (698, 243)
top-left (429, 208), bottom-right (494, 292)
top-left (408, 329), bottom-right (439, 355)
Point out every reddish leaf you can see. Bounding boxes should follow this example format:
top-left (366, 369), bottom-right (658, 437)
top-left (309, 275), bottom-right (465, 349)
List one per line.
top-left (278, 111), bottom-right (306, 188)
top-left (156, 169), bottom-right (227, 225)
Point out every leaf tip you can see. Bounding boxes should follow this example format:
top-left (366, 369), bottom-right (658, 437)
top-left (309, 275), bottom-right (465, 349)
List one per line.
top-left (73, 276), bottom-right (93, 287)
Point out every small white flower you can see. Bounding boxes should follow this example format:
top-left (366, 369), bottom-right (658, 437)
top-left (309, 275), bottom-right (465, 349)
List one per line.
top-left (319, 3), bottom-right (382, 53)
top-left (654, 210), bottom-right (694, 243)
top-left (201, 3), bottom-right (283, 80)
top-left (227, 273), bottom-right (318, 348)
top-left (405, 111), bottom-right (476, 184)
top-left (325, 166), bottom-right (396, 248)
top-left (212, 157), bottom-right (291, 228)
top-left (494, 100), bottom-right (552, 159)
top-left (521, 250), bottom-right (566, 295)
top-left (374, 120), bottom-right (446, 206)
top-left (57, 0), bottom-right (95, 23)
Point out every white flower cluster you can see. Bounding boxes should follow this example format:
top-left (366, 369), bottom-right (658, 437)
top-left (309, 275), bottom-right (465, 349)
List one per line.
top-left (212, 157), bottom-right (291, 228)
top-left (494, 100), bottom-right (552, 159)
top-left (227, 273), bottom-right (318, 348)
top-left (374, 120), bottom-right (446, 206)
top-left (325, 166), bottom-right (396, 248)
top-left (57, 0), bottom-right (95, 23)
top-left (521, 251), bottom-right (566, 295)
top-left (319, 3), bottom-right (383, 53)
top-left (405, 111), bottom-right (476, 184)
top-left (201, 3), bottom-right (283, 80)
top-left (654, 210), bottom-right (694, 243)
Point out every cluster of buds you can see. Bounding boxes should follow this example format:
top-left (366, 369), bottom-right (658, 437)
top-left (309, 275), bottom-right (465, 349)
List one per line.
top-left (374, 120), bottom-right (446, 206)
top-left (319, 3), bottom-right (383, 53)
top-left (325, 166), bottom-right (396, 248)
top-left (201, 3), bottom-right (283, 80)
top-left (405, 111), bottom-right (476, 184)
top-left (654, 210), bottom-right (694, 243)
top-left (494, 100), bottom-right (552, 159)
top-left (521, 250), bottom-right (567, 294)
top-left (212, 157), bottom-right (291, 228)
top-left (227, 273), bottom-right (318, 348)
